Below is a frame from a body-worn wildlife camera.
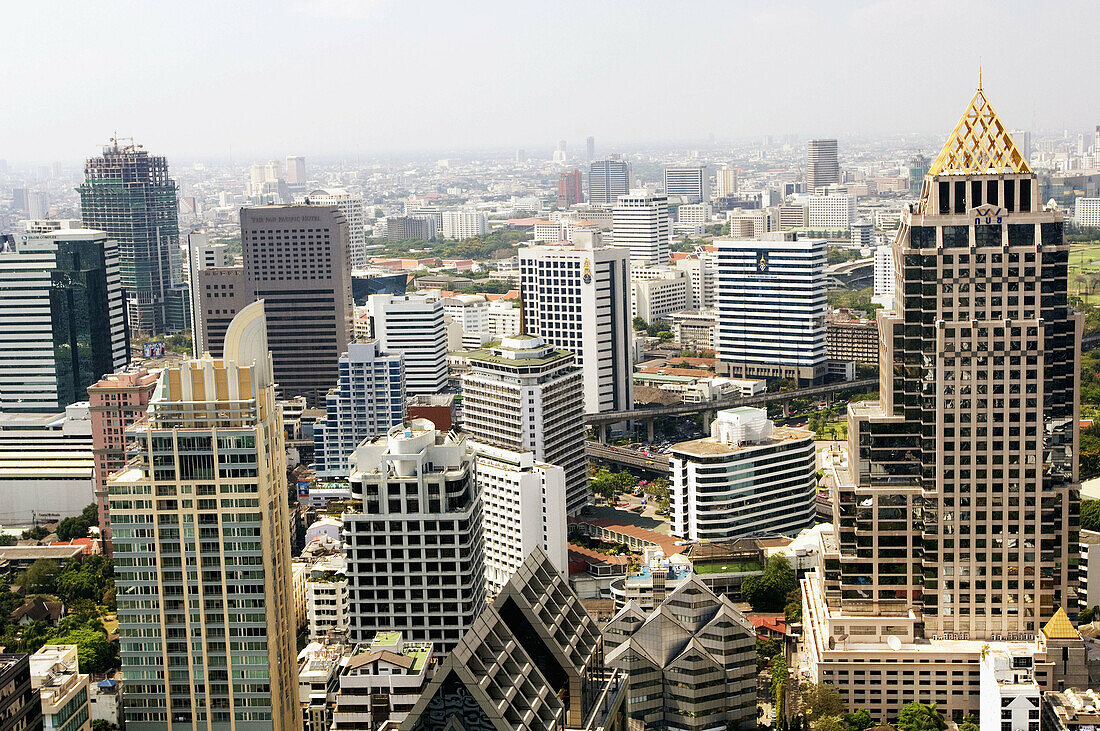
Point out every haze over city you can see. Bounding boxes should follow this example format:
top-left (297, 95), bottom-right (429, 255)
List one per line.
top-left (4, 0), bottom-right (1098, 162)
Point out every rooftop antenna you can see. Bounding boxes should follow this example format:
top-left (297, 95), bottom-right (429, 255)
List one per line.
top-left (977, 61), bottom-right (982, 91)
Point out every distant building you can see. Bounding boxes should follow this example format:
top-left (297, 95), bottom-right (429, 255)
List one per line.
top-left (1075, 198), bottom-right (1100, 227)
top-left (312, 342), bottom-right (405, 477)
top-left (588, 156), bottom-right (631, 205)
top-left (668, 310), bottom-right (717, 351)
top-left (586, 136), bottom-right (595, 160)
top-left (385, 215), bottom-right (437, 241)
top-left (726, 208), bottom-right (773, 239)
top-left (676, 202), bottom-right (713, 232)
top-left (0, 229), bottom-right (128, 412)
top-left (807, 139), bottom-right (839, 191)
top-left (366, 294), bottom-right (447, 395)
top-left (664, 165), bottom-right (709, 203)
top-left (851, 218), bottom-right (874, 248)
top-left (344, 423), bottom-right (486, 656)
top-left (631, 265), bottom-right (690, 322)
top-left (909, 154), bottom-right (929, 197)
top-left (613, 189), bottom-right (671, 265)
top-left (286, 155), bottom-right (306, 185)
top-left (297, 189), bottom-right (367, 269)
top-left (670, 408), bottom-right (817, 541)
top-left (777, 203), bottom-right (809, 230)
top-left (305, 554), bottom-right (350, 639)
top-left (557, 168), bottom-right (583, 208)
top-left (716, 167), bottom-right (739, 197)
top-left (872, 243), bottom-right (895, 308)
top-left (808, 193), bottom-right (856, 229)
top-left (440, 210), bottom-right (488, 240)
top-left (603, 575), bottom-right (756, 730)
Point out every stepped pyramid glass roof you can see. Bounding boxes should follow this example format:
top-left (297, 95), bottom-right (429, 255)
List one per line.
top-left (928, 82), bottom-right (1032, 176)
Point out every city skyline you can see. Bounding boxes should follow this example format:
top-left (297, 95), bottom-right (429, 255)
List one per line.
top-left (2, 1), bottom-right (1097, 163)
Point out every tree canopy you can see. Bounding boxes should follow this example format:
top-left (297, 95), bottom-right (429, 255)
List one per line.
top-left (741, 555), bottom-right (798, 612)
top-left (896, 702), bottom-right (946, 731)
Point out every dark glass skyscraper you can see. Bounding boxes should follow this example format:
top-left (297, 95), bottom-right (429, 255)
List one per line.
top-left (78, 140), bottom-right (185, 336)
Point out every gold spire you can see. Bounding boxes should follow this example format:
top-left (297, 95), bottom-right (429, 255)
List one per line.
top-left (927, 85), bottom-right (1031, 176)
top-left (1041, 607), bottom-right (1079, 640)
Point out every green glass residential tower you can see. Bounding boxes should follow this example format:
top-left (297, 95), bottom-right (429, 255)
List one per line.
top-left (78, 140), bottom-right (186, 336)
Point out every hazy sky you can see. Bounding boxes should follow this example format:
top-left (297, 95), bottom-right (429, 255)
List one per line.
top-left (5, 0), bottom-right (1097, 163)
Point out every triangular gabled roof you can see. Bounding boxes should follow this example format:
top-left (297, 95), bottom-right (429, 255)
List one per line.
top-left (927, 85), bottom-right (1031, 176)
top-left (1042, 607), bottom-right (1079, 640)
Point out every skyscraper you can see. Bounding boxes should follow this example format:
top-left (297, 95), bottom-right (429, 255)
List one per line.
top-left (716, 166), bottom-right (739, 197)
top-left (801, 86), bottom-right (1079, 719)
top-left (807, 138), bottom-right (840, 191)
top-left (285, 155), bottom-right (306, 185)
top-left (195, 205), bottom-right (354, 406)
top-left (78, 140), bottom-right (185, 335)
top-left (909, 153), bottom-right (930, 197)
top-left (663, 165), bottom-right (709, 203)
top-left (366, 294), bottom-right (447, 395)
top-left (588, 155), bottom-right (631, 205)
top-left (296, 188), bottom-right (366, 269)
top-left (557, 168), bottom-right (583, 208)
top-left (344, 422), bottom-right (486, 656)
top-left (612, 190), bottom-right (671, 265)
top-left (462, 333), bottom-right (588, 515)
top-left (715, 236), bottom-right (827, 384)
top-left (0, 229), bottom-right (128, 411)
top-left (520, 233), bottom-right (633, 415)
top-left (109, 302), bottom-right (299, 730)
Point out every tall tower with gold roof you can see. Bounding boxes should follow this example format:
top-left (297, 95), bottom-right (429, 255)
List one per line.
top-left (799, 83), bottom-right (1082, 720)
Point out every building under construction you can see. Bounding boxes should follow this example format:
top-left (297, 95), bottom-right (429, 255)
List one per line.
top-left (78, 138), bottom-right (189, 336)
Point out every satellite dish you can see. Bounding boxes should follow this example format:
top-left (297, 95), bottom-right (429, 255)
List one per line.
top-left (887, 635), bottom-right (902, 651)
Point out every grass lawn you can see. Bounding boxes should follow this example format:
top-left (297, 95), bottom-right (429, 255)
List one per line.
top-left (693, 560), bottom-right (763, 575)
top-left (1069, 245), bottom-right (1100, 267)
top-left (813, 420), bottom-right (848, 441)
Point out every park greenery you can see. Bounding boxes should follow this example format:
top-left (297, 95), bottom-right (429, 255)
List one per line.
top-left (373, 228), bottom-right (530, 260)
top-left (741, 555), bottom-right (797, 612)
top-left (826, 286), bottom-right (881, 315)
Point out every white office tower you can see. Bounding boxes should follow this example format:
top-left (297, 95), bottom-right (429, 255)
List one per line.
top-left (366, 294), bottom-right (447, 395)
top-left (296, 189), bottom-right (367, 269)
top-left (0, 228), bottom-right (127, 412)
top-left (486, 298), bottom-right (521, 339)
top-left (872, 243), bottom-right (895, 309)
top-left (472, 443), bottom-right (567, 597)
top-left (520, 233), bottom-right (633, 415)
top-left (663, 165), bottom-right (709, 203)
top-left (675, 202), bottom-right (713, 235)
top-left (441, 294), bottom-right (489, 348)
top-left (716, 237), bottom-right (827, 384)
top-left (631, 265), bottom-right (690, 322)
top-left (440, 210), bottom-right (489, 240)
top-left (716, 166), bottom-right (739, 197)
top-left (1075, 198), bottom-right (1100, 227)
top-left (463, 333), bottom-right (588, 515)
top-left (669, 407), bottom-right (816, 541)
top-left (613, 190), bottom-right (671, 265)
top-left (808, 193), bottom-right (857, 229)
top-left (851, 219), bottom-right (874, 248)
top-left (588, 156), bottom-right (631, 205)
top-left (807, 138), bottom-right (840, 190)
top-left (28, 191), bottom-right (48, 220)
top-left (344, 422), bottom-right (486, 656)
top-left (313, 342), bottom-right (405, 477)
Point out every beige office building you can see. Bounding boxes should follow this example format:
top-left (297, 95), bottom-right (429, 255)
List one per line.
top-left (109, 302), bottom-right (299, 730)
top-left (801, 85), bottom-right (1082, 721)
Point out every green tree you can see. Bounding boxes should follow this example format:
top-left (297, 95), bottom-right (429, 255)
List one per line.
top-left (53, 627), bottom-right (111, 673)
top-left (741, 555), bottom-right (798, 611)
top-left (843, 709), bottom-right (874, 731)
top-left (784, 588), bottom-right (803, 623)
top-left (771, 654), bottom-right (789, 722)
top-left (648, 478), bottom-right (671, 512)
top-left (800, 683), bottom-right (847, 729)
top-left (633, 316), bottom-right (648, 331)
top-left (1082, 500), bottom-right (1100, 532)
top-left (0, 534), bottom-right (15, 546)
top-left (19, 559), bottom-right (61, 594)
top-left (896, 702), bottom-right (946, 731)
top-left (958, 714), bottom-right (979, 731)
top-left (757, 637), bottom-right (782, 669)
top-left (93, 721), bottom-right (120, 731)
top-left (590, 468), bottom-right (635, 502)
top-left (21, 526), bottom-right (48, 541)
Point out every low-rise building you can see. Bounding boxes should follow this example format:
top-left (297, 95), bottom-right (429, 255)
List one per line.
top-left (667, 309), bottom-right (717, 351)
top-left (826, 317), bottom-right (879, 364)
top-left (333, 633), bottom-right (433, 730)
top-left (298, 634), bottom-right (349, 731)
top-left (30, 645), bottom-right (90, 731)
top-left (979, 647), bottom-right (1040, 731)
top-left (306, 554), bottom-right (350, 639)
top-left (1043, 689), bottom-right (1100, 731)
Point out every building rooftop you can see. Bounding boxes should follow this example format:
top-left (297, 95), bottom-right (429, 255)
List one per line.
top-left (672, 425), bottom-right (813, 458)
top-left (1043, 607), bottom-right (1079, 640)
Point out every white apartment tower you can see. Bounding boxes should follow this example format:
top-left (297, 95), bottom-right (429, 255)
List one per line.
top-left (716, 236), bottom-right (827, 384)
top-left (716, 167), bottom-right (739, 197)
top-left (366, 294), bottom-right (448, 395)
top-left (613, 189), bottom-right (671, 265)
top-left (472, 443), bottom-right (568, 597)
top-left (440, 210), bottom-right (489, 240)
top-left (872, 243), bottom-right (895, 309)
top-left (344, 422), bottom-right (486, 657)
top-left (312, 341), bottom-right (405, 477)
top-left (519, 234), bottom-right (633, 415)
top-left (296, 189), bottom-right (367, 269)
top-left (808, 193), bottom-right (857, 229)
top-left (462, 333), bottom-right (588, 515)
top-left (669, 407), bottom-right (817, 541)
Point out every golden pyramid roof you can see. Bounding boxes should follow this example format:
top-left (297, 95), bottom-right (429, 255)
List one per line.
top-left (1042, 607), bottom-right (1079, 640)
top-left (928, 85), bottom-right (1032, 176)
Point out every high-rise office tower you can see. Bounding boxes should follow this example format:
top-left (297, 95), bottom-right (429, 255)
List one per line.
top-left (557, 169), bottom-right (583, 208)
top-left (807, 138), bottom-right (840, 191)
top-left (520, 233), bottom-right (633, 415)
top-left (78, 140), bottom-right (185, 335)
top-left (88, 368), bottom-right (159, 555)
top-left (716, 236), bottom-right (827, 384)
top-left (365, 294), bottom-right (447, 395)
top-left (344, 422), bottom-right (486, 656)
top-left (909, 154), bottom-right (930, 197)
top-left (312, 341), bottom-right (404, 477)
top-left (663, 165), bottom-right (709, 204)
top-left (296, 189), bottom-right (367, 269)
top-left (285, 155), bottom-right (306, 185)
top-left (613, 190), bottom-right (671, 265)
top-left (194, 206), bottom-right (353, 406)
top-left (801, 86), bottom-right (1080, 719)
top-left (11, 188), bottom-right (28, 212)
top-left (463, 334), bottom-right (587, 515)
top-left (109, 302), bottom-right (299, 730)
top-left (27, 191), bottom-right (48, 220)
top-left (716, 166), bottom-right (739, 197)
top-left (586, 135), bottom-right (595, 160)
top-left (588, 155), bottom-right (631, 205)
top-left (0, 229), bottom-right (128, 412)
top-left (1009, 130), bottom-right (1032, 165)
